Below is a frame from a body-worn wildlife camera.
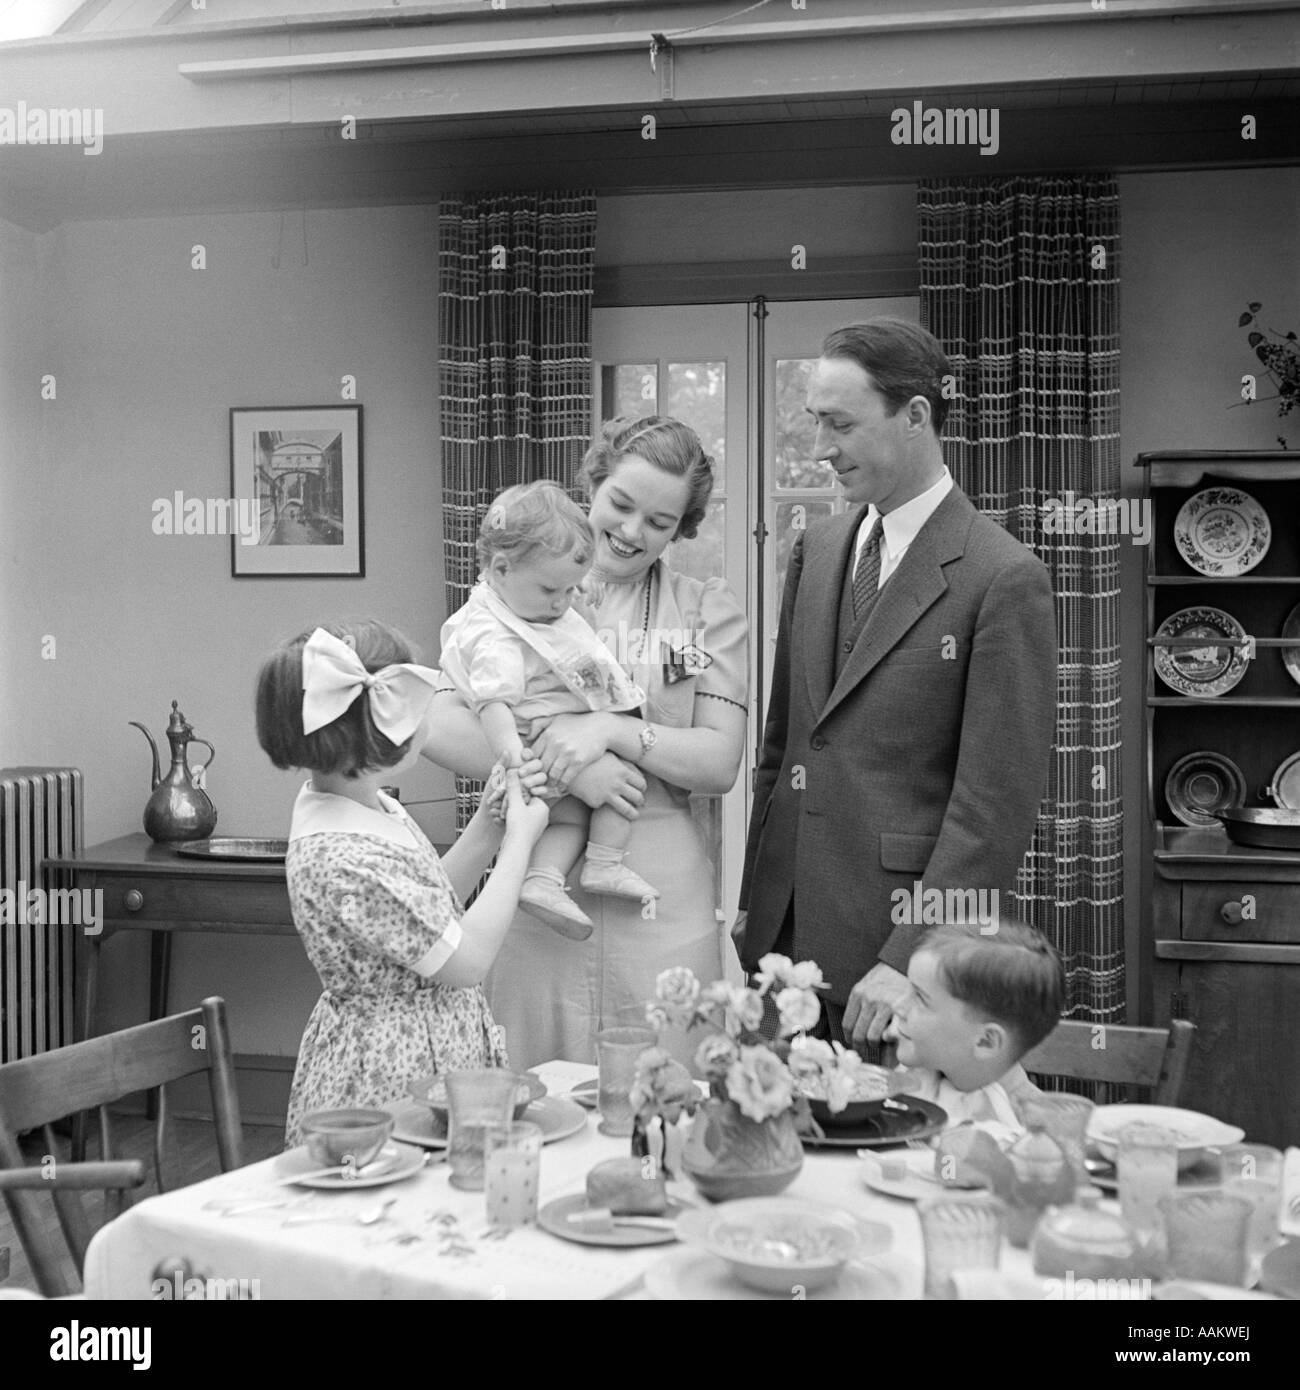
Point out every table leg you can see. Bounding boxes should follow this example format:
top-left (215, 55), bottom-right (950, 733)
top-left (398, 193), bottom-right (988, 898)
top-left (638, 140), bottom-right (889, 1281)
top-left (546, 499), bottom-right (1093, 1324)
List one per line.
top-left (145, 933), bottom-right (173, 1121)
top-left (71, 935), bottom-right (101, 1161)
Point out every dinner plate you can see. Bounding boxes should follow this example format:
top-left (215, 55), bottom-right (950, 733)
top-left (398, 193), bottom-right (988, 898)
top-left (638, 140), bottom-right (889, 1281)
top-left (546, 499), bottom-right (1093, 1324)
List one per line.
top-left (1281, 603), bottom-right (1300, 688)
top-left (274, 1140), bottom-right (425, 1189)
top-left (1087, 1104), bottom-right (1245, 1168)
top-left (1083, 1154), bottom-right (1222, 1193)
top-left (643, 1247), bottom-right (912, 1300)
top-left (801, 1095), bottom-right (947, 1149)
top-left (567, 1077), bottom-right (707, 1112)
top-left (173, 837), bottom-right (288, 861)
top-left (1154, 608), bottom-right (1250, 698)
top-left (1267, 751), bottom-right (1300, 810)
top-left (537, 1194), bottom-right (691, 1248)
top-left (1174, 487), bottom-right (1271, 577)
top-left (858, 1147), bottom-right (975, 1201)
top-left (386, 1095), bottom-right (586, 1149)
top-left (1164, 751), bottom-right (1248, 828)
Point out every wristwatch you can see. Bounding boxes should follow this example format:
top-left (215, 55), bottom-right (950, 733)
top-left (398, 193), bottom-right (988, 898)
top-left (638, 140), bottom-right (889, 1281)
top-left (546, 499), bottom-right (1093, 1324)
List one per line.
top-left (637, 723), bottom-right (658, 761)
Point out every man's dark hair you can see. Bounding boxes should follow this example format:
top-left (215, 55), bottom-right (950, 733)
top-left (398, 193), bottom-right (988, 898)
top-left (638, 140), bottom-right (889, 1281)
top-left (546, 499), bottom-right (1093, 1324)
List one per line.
top-left (821, 317), bottom-right (952, 436)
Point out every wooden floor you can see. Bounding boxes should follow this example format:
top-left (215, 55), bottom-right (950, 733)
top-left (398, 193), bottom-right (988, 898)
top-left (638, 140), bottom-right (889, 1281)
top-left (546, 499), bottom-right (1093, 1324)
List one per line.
top-left (0, 1112), bottom-right (285, 1295)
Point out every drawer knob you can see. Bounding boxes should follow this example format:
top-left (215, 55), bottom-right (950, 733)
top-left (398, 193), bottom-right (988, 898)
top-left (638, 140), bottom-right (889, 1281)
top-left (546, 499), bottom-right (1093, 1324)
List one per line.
top-left (123, 889), bottom-right (145, 912)
top-left (1219, 900), bottom-right (1245, 925)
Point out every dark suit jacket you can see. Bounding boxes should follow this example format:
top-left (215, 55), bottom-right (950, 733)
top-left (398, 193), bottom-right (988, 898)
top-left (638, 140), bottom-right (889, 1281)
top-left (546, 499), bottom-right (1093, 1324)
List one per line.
top-left (738, 485), bottom-right (1057, 1005)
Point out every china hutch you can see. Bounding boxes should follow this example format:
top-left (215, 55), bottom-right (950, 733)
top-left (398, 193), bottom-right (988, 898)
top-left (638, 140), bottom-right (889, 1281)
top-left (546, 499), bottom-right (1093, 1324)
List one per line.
top-left (1140, 451), bottom-right (1300, 1149)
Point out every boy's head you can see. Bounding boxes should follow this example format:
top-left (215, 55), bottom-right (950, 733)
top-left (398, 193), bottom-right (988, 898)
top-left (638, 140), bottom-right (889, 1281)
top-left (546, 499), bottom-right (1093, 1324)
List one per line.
top-left (478, 481), bottom-right (593, 624)
top-left (889, 919), bottom-right (1064, 1091)
top-left (256, 618), bottom-right (420, 778)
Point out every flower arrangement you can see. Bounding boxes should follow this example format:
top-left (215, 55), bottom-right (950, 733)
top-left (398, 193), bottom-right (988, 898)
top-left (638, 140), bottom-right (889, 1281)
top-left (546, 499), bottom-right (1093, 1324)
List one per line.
top-left (1238, 302), bottom-right (1299, 446)
top-left (631, 955), bottom-right (877, 1128)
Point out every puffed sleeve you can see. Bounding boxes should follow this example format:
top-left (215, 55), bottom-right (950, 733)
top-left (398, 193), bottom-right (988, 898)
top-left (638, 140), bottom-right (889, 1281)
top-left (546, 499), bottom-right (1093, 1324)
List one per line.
top-left (330, 851), bottom-right (464, 979)
top-left (692, 576), bottom-right (750, 710)
top-left (441, 614), bottom-right (529, 713)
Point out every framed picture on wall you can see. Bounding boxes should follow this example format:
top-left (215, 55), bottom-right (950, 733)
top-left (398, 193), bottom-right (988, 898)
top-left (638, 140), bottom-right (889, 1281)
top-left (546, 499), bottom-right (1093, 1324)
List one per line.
top-left (229, 405), bottom-right (364, 577)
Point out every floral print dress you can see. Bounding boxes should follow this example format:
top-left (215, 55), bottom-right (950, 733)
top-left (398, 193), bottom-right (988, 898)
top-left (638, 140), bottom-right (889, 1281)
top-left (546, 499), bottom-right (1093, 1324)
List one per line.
top-left (283, 783), bottom-right (509, 1148)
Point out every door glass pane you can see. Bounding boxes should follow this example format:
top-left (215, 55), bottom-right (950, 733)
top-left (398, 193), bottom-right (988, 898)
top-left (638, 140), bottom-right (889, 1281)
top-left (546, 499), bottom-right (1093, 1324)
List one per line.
top-left (775, 358), bottom-right (835, 490)
top-left (601, 363), bottom-right (657, 420)
top-left (773, 500), bottom-right (836, 605)
top-left (667, 498), bottom-right (725, 582)
top-left (666, 362), bottom-right (726, 467)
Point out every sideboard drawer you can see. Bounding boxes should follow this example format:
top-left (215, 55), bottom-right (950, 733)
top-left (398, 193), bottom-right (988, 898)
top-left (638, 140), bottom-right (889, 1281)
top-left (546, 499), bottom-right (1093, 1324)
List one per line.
top-left (91, 873), bottom-right (293, 927)
top-left (1181, 882), bottom-right (1300, 944)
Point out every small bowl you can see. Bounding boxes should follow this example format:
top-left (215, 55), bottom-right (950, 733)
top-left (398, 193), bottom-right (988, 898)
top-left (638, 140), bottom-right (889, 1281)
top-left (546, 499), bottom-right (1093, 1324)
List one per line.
top-left (408, 1070), bottom-right (547, 1124)
top-left (1087, 1104), bottom-right (1244, 1174)
top-left (691, 1197), bottom-right (862, 1293)
top-left (299, 1108), bottom-right (394, 1168)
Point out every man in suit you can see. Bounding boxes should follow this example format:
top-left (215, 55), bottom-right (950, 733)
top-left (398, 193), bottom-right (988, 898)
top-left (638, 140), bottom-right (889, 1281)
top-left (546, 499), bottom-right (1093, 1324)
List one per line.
top-left (737, 318), bottom-right (1057, 1050)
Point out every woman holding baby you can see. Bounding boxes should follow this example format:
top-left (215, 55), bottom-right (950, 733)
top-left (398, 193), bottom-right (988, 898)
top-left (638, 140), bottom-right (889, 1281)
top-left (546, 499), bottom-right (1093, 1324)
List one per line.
top-left (421, 416), bottom-right (749, 1070)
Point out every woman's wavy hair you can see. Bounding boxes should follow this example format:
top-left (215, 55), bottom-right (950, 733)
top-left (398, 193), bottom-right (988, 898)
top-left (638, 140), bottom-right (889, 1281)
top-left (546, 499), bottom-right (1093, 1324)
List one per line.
top-left (578, 415), bottom-right (714, 541)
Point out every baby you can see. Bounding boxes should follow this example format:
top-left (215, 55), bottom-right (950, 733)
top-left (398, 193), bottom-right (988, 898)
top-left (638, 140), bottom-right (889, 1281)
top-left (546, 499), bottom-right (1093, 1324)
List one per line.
top-left (439, 480), bottom-right (658, 940)
top-left (885, 918), bottom-right (1064, 1131)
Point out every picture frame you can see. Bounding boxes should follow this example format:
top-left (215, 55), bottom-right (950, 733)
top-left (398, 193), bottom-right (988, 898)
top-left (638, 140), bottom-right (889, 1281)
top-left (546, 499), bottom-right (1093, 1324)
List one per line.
top-left (229, 405), bottom-right (364, 577)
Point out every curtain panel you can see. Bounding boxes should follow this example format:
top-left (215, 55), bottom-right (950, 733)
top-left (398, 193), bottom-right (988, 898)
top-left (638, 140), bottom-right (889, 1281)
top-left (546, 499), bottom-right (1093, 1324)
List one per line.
top-left (917, 176), bottom-right (1123, 1024)
top-left (438, 189), bottom-right (598, 827)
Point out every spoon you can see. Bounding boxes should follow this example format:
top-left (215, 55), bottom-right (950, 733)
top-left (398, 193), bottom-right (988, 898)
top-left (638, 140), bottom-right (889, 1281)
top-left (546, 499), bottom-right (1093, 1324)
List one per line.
top-left (283, 1196), bottom-right (397, 1229)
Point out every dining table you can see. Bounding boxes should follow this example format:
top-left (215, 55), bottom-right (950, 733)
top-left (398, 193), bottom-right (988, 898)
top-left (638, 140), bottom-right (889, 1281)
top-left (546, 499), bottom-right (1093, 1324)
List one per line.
top-left (81, 1061), bottom-right (1298, 1301)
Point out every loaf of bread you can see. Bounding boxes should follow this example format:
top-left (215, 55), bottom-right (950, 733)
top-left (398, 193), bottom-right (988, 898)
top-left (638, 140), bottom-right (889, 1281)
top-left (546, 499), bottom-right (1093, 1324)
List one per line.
top-left (585, 1157), bottom-right (668, 1215)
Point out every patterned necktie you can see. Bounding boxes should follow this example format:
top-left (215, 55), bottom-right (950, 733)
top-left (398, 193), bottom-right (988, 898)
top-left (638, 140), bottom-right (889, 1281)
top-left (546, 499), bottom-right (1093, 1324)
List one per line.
top-left (852, 517), bottom-right (884, 618)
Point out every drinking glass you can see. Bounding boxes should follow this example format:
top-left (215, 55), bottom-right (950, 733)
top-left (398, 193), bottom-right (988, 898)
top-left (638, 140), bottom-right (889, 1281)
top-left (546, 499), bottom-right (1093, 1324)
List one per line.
top-left (1160, 1191), bottom-right (1253, 1286)
top-left (596, 1026), bottom-right (656, 1137)
top-left (918, 1192), bottom-right (1005, 1299)
top-left (1116, 1123), bottom-right (1178, 1252)
top-left (445, 1069), bottom-right (520, 1191)
top-left (1217, 1143), bottom-right (1283, 1285)
top-left (1021, 1093), bottom-right (1094, 1191)
top-left (483, 1120), bottom-right (543, 1230)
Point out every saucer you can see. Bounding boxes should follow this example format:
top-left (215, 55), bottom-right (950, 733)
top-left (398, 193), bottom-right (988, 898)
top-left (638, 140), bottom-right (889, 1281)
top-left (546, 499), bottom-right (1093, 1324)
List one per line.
top-left (273, 1141), bottom-right (425, 1189)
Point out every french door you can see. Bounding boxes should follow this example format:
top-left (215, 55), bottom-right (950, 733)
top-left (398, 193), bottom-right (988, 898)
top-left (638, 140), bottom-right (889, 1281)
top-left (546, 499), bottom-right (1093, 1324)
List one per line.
top-left (592, 296), bottom-right (919, 919)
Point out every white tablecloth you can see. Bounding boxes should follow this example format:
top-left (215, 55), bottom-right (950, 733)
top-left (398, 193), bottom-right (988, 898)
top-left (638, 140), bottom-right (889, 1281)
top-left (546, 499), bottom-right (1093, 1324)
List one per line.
top-left (85, 1062), bottom-right (1232, 1301)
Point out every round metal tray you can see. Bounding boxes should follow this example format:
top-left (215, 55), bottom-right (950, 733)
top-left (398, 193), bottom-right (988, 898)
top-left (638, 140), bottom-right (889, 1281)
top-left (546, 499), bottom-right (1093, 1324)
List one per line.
top-left (1217, 808), bottom-right (1300, 850)
top-left (173, 838), bottom-right (288, 861)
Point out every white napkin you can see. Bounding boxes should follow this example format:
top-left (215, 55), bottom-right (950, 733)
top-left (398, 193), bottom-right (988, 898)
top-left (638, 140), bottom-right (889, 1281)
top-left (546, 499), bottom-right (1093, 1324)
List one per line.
top-left (947, 1269), bottom-right (1053, 1299)
top-left (1282, 1147), bottom-right (1300, 1238)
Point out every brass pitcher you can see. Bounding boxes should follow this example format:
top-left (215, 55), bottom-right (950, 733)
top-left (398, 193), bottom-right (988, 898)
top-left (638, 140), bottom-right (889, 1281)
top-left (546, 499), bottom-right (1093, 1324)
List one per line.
top-left (129, 701), bottom-right (217, 843)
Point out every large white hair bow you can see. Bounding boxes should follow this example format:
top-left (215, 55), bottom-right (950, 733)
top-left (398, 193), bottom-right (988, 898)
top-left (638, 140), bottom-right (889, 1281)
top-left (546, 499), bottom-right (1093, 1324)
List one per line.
top-left (301, 627), bottom-right (440, 745)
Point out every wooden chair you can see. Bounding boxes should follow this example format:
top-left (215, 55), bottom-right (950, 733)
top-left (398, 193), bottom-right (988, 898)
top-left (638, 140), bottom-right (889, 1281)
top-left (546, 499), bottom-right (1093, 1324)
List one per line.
top-left (0, 997), bottom-right (243, 1297)
top-left (1021, 1018), bottom-right (1196, 1106)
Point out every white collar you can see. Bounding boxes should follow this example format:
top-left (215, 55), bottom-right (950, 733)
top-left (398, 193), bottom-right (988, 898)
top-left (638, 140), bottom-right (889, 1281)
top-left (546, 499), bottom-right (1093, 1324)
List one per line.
top-left (289, 781), bottom-right (417, 849)
top-left (862, 468), bottom-right (953, 559)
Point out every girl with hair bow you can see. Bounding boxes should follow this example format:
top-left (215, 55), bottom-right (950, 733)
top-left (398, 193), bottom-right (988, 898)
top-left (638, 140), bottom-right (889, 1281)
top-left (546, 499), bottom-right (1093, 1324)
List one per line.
top-left (256, 619), bottom-right (550, 1146)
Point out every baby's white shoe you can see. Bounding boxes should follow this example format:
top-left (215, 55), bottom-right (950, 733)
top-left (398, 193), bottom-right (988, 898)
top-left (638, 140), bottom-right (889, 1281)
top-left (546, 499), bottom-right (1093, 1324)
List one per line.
top-left (579, 854), bottom-right (660, 904)
top-left (520, 870), bottom-right (593, 941)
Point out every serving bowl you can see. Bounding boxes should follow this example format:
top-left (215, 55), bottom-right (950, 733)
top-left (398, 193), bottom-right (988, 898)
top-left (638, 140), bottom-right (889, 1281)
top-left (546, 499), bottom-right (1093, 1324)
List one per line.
top-left (408, 1070), bottom-right (547, 1127)
top-left (679, 1197), bottom-right (864, 1293)
top-left (797, 1064), bottom-right (903, 1128)
top-left (1087, 1105), bottom-right (1244, 1173)
top-left (300, 1108), bottom-right (395, 1168)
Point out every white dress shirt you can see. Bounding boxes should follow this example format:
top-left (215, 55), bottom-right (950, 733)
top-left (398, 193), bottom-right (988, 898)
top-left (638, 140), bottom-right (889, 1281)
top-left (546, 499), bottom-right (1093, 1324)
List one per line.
top-left (853, 468), bottom-right (954, 588)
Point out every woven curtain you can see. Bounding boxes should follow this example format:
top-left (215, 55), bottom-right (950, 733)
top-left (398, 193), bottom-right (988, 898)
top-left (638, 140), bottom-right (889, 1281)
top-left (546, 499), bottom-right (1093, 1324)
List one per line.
top-left (438, 190), bottom-right (597, 828)
top-left (918, 176), bottom-right (1122, 1024)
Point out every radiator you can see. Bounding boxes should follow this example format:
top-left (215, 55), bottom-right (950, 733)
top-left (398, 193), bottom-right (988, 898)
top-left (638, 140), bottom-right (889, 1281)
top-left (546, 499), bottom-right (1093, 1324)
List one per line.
top-left (0, 767), bottom-right (83, 1063)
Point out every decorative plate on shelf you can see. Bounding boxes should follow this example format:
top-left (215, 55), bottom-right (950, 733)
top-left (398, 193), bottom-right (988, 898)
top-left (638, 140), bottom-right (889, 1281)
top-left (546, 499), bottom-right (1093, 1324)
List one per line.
top-left (1154, 607), bottom-right (1251, 698)
top-left (1267, 751), bottom-right (1300, 811)
top-left (1164, 751), bottom-right (1248, 828)
top-left (1281, 602), bottom-right (1300, 688)
top-left (1174, 487), bottom-right (1271, 576)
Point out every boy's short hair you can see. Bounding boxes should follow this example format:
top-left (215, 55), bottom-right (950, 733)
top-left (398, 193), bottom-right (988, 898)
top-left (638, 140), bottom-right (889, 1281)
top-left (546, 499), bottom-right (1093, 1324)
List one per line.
top-left (476, 480), bottom-right (593, 573)
top-left (914, 919), bottom-right (1064, 1056)
top-left (256, 618), bottom-right (418, 777)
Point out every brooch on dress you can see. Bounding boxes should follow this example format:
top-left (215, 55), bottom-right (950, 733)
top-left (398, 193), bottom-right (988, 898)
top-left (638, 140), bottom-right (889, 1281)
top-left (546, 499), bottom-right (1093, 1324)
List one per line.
top-left (663, 644), bottom-right (713, 685)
